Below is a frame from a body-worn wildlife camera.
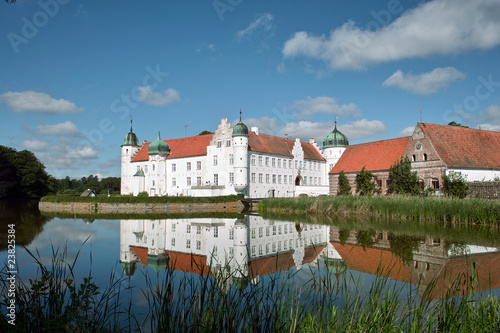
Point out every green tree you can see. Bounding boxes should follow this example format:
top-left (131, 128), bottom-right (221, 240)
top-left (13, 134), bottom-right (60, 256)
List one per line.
top-left (356, 229), bottom-right (376, 250)
top-left (355, 166), bottom-right (379, 196)
top-left (337, 171), bottom-right (351, 196)
top-left (448, 121), bottom-right (469, 128)
top-left (443, 171), bottom-right (469, 198)
top-left (387, 156), bottom-right (420, 195)
top-left (198, 130), bottom-right (214, 135)
top-left (389, 234), bottom-right (420, 264)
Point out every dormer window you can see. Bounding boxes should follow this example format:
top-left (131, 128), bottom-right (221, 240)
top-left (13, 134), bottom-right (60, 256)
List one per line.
top-left (423, 153), bottom-right (428, 161)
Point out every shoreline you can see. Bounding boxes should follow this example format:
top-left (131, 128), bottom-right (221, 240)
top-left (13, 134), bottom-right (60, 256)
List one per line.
top-left (39, 201), bottom-right (239, 214)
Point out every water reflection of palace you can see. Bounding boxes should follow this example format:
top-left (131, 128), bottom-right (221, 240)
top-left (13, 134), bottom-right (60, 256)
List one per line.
top-left (120, 216), bottom-right (333, 289)
top-left (329, 227), bottom-right (500, 300)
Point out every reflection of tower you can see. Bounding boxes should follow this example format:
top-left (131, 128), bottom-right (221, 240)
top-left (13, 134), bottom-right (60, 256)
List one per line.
top-left (231, 216), bottom-right (249, 290)
top-left (232, 111), bottom-right (249, 195)
top-left (120, 219), bottom-right (140, 276)
top-left (293, 223), bottom-right (305, 270)
top-left (121, 118), bottom-right (141, 195)
top-left (148, 132), bottom-right (170, 196)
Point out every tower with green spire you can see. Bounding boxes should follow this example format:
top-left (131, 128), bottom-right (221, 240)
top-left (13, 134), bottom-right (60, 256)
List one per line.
top-left (232, 111), bottom-right (249, 194)
top-left (121, 117), bottom-right (141, 195)
top-left (323, 117), bottom-right (349, 173)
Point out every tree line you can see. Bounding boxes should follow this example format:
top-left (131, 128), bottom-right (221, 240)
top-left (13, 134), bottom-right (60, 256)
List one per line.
top-left (0, 145), bottom-right (120, 199)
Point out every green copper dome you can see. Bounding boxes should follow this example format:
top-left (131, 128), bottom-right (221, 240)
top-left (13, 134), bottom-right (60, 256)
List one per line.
top-left (232, 120), bottom-right (249, 137)
top-left (122, 131), bottom-right (139, 146)
top-left (324, 258), bottom-right (347, 275)
top-left (148, 132), bottom-right (170, 155)
top-left (121, 262), bottom-right (138, 276)
top-left (323, 122), bottom-right (348, 148)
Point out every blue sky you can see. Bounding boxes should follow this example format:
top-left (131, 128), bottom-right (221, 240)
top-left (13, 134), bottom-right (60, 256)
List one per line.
top-left (1, 0), bottom-right (500, 179)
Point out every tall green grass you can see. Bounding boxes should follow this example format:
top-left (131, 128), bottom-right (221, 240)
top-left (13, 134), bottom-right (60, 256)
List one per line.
top-left (40, 193), bottom-right (243, 204)
top-left (258, 196), bottom-right (500, 225)
top-left (2, 246), bottom-right (499, 332)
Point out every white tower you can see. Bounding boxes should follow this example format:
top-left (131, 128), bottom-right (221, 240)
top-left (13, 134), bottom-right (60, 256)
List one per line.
top-left (121, 118), bottom-right (141, 195)
top-left (322, 118), bottom-right (349, 174)
top-left (232, 111), bottom-right (249, 195)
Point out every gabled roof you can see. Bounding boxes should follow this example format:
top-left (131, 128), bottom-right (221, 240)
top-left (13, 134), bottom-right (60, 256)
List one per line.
top-left (330, 137), bottom-right (411, 174)
top-left (248, 132), bottom-right (324, 161)
top-left (419, 123), bottom-right (500, 169)
top-left (132, 134), bottom-right (213, 162)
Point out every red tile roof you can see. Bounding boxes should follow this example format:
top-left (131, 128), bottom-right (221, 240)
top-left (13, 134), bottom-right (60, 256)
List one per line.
top-left (248, 132), bottom-right (324, 161)
top-left (332, 242), bottom-right (411, 282)
top-left (329, 137), bottom-right (411, 174)
top-left (419, 123), bottom-right (500, 169)
top-left (132, 134), bottom-right (213, 162)
top-left (132, 132), bottom-right (324, 162)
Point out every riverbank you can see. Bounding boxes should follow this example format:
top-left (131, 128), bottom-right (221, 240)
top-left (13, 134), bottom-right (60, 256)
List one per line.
top-left (258, 195), bottom-right (500, 225)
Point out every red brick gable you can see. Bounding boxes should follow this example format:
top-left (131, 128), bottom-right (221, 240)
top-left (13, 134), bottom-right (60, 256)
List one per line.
top-left (419, 123), bottom-right (500, 169)
top-left (132, 134), bottom-right (213, 162)
top-left (329, 137), bottom-right (411, 174)
top-left (248, 132), bottom-right (324, 161)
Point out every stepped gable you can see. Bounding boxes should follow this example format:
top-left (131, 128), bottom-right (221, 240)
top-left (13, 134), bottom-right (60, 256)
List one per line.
top-left (331, 242), bottom-right (411, 282)
top-left (132, 134), bottom-right (213, 162)
top-left (248, 132), bottom-right (324, 161)
top-left (329, 136), bottom-right (411, 174)
top-left (419, 123), bottom-right (500, 169)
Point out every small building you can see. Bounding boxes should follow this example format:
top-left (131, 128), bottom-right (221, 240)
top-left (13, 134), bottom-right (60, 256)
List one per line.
top-left (80, 189), bottom-right (97, 197)
top-left (329, 137), bottom-right (411, 195)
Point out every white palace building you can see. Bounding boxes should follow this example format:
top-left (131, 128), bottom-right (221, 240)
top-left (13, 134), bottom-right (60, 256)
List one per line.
top-left (120, 114), bottom-right (349, 198)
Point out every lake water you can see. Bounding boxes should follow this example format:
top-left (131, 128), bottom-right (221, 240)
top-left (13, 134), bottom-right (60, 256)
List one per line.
top-left (1, 200), bottom-right (500, 330)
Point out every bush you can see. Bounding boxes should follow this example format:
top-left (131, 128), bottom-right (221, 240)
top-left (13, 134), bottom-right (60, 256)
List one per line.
top-left (387, 156), bottom-right (420, 195)
top-left (337, 171), bottom-right (351, 196)
top-left (137, 191), bottom-right (149, 198)
top-left (355, 166), bottom-right (380, 196)
top-left (443, 171), bottom-right (469, 199)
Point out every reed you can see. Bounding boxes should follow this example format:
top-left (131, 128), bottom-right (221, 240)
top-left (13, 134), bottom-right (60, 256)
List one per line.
top-left (258, 195), bottom-right (500, 225)
top-left (2, 246), bottom-right (499, 332)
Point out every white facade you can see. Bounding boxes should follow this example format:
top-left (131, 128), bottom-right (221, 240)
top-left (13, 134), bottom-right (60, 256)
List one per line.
top-left (121, 118), bottom-right (340, 198)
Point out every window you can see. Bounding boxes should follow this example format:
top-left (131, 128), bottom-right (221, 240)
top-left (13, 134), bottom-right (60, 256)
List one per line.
top-left (432, 179), bottom-right (440, 190)
top-left (376, 179), bottom-right (382, 188)
top-left (213, 226), bottom-right (218, 238)
top-left (172, 163), bottom-right (176, 172)
top-left (295, 160), bottom-right (298, 169)
top-left (214, 174), bottom-right (219, 186)
top-left (272, 174), bottom-right (276, 184)
top-left (171, 238), bottom-right (175, 246)
top-left (258, 155), bottom-right (263, 166)
top-left (229, 173), bottom-right (234, 184)
top-left (251, 228), bottom-right (256, 239)
top-left (251, 246), bottom-right (256, 257)
top-left (284, 176), bottom-right (287, 184)
top-left (187, 162), bottom-right (191, 171)
top-left (272, 158), bottom-right (276, 167)
top-left (216, 140), bottom-right (222, 148)
top-left (251, 173), bottom-right (256, 183)
top-left (137, 166), bottom-right (140, 171)
top-left (273, 226), bottom-right (276, 235)
top-left (197, 161), bottom-right (201, 170)
top-left (289, 175), bottom-right (292, 184)
top-left (186, 240), bottom-right (191, 249)
top-left (172, 224), bottom-right (176, 232)
top-left (187, 177), bottom-right (191, 186)
top-left (229, 228), bottom-right (234, 240)
top-left (278, 159), bottom-right (281, 168)
top-left (213, 155), bottom-right (218, 166)
top-left (197, 177), bottom-right (202, 186)
top-left (304, 161), bottom-right (307, 170)
top-left (145, 165), bottom-right (148, 173)
top-left (152, 180), bottom-right (155, 186)
top-left (266, 174), bottom-right (270, 184)
top-left (304, 177), bottom-right (307, 185)
top-left (251, 155), bottom-right (256, 166)
top-left (289, 160), bottom-right (292, 168)
top-left (172, 178), bottom-right (176, 186)
top-left (278, 175), bottom-right (282, 184)
top-left (197, 226), bottom-right (201, 234)
top-left (412, 155), bottom-right (416, 162)
top-left (266, 244), bottom-right (270, 254)
top-left (259, 173), bottom-right (263, 183)
top-left (187, 225), bottom-right (191, 233)
top-left (266, 227), bottom-right (270, 236)
top-left (226, 139), bottom-right (231, 147)
top-left (196, 241), bottom-right (201, 250)
top-left (259, 245), bottom-right (263, 256)
top-left (265, 157), bottom-right (269, 167)
top-left (278, 225), bottom-right (282, 235)
top-left (259, 227), bottom-right (263, 238)
top-left (319, 177), bottom-right (321, 185)
top-left (153, 164), bottom-right (155, 171)
top-left (229, 154), bottom-right (234, 165)
top-left (424, 153), bottom-right (428, 161)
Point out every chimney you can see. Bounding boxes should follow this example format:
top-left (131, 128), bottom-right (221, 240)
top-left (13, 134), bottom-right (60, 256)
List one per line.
top-left (284, 134), bottom-right (288, 140)
top-left (251, 126), bottom-right (259, 135)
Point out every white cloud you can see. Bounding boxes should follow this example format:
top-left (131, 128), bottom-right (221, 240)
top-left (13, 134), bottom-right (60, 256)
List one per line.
top-left (290, 96), bottom-right (361, 119)
top-left (282, 0), bottom-right (500, 70)
top-left (0, 91), bottom-right (84, 113)
top-left (234, 116), bottom-right (282, 136)
top-left (450, 104), bottom-right (500, 131)
top-left (22, 139), bottom-right (50, 151)
top-left (398, 126), bottom-right (415, 137)
top-left (338, 119), bottom-right (388, 140)
top-left (37, 121), bottom-right (84, 137)
top-left (137, 86), bottom-right (182, 106)
top-left (383, 67), bottom-right (465, 95)
top-left (236, 13), bottom-right (275, 41)
top-left (275, 121), bottom-right (334, 143)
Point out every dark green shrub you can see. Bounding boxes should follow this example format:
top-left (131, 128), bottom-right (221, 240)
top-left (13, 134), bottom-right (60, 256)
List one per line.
top-left (443, 171), bottom-right (469, 199)
top-left (337, 171), bottom-right (352, 196)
